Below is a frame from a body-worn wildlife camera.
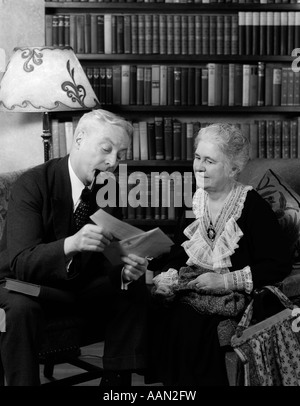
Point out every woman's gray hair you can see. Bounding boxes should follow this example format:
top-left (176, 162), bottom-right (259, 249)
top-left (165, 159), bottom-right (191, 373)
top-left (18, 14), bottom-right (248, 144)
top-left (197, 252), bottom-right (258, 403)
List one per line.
top-left (75, 108), bottom-right (133, 138)
top-left (195, 123), bottom-right (250, 174)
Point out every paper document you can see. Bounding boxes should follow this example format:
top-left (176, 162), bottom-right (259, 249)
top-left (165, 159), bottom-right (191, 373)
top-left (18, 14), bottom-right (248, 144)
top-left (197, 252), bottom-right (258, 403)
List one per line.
top-left (90, 209), bottom-right (174, 265)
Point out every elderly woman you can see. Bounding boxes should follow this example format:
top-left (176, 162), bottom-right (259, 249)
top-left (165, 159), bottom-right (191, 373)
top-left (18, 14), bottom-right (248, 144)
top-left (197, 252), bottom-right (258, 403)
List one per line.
top-left (147, 123), bottom-right (291, 386)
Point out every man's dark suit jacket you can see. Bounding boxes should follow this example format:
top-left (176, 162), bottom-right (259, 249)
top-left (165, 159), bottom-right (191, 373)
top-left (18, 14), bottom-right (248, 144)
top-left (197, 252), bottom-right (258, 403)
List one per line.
top-left (0, 155), bottom-right (122, 288)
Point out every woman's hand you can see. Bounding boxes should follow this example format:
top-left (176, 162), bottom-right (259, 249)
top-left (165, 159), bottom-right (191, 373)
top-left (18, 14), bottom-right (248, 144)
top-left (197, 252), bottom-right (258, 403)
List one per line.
top-left (121, 254), bottom-right (148, 283)
top-left (187, 272), bottom-right (225, 291)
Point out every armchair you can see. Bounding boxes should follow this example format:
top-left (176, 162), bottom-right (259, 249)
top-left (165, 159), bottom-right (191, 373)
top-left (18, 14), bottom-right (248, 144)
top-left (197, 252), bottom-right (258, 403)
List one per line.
top-left (0, 169), bottom-right (104, 386)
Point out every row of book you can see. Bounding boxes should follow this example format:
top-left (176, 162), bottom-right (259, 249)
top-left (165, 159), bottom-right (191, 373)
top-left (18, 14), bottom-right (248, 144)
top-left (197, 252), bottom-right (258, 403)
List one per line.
top-left (46, 12), bottom-right (300, 57)
top-left (46, 11), bottom-right (300, 56)
top-left (83, 63), bottom-right (300, 107)
top-left (45, 13), bottom-right (239, 55)
top-left (45, 0), bottom-right (300, 4)
top-left (129, 118), bottom-right (300, 161)
top-left (50, 117), bottom-right (300, 162)
top-left (238, 11), bottom-right (300, 56)
top-left (119, 173), bottom-right (194, 221)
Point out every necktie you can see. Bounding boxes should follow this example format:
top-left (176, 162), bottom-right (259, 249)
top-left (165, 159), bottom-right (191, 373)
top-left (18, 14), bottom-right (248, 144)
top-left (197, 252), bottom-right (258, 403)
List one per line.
top-left (74, 187), bottom-right (91, 231)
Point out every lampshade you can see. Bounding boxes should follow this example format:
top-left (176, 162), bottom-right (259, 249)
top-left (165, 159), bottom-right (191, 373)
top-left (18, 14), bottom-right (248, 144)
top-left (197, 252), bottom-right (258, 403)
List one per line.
top-left (0, 46), bottom-right (100, 162)
top-left (0, 46), bottom-right (100, 112)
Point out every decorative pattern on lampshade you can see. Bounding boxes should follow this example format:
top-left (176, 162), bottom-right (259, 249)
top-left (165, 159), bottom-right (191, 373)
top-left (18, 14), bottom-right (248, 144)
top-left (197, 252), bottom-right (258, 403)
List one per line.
top-left (0, 46), bottom-right (100, 112)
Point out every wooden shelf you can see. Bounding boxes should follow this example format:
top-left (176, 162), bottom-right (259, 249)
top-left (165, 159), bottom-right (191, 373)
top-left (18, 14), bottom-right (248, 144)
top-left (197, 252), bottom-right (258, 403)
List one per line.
top-left (104, 105), bottom-right (300, 114)
top-left (78, 54), bottom-right (295, 63)
top-left (45, 2), bottom-right (300, 13)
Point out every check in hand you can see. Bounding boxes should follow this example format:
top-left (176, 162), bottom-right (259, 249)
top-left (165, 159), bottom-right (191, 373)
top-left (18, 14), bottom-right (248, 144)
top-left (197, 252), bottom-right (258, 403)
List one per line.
top-left (121, 254), bottom-right (148, 283)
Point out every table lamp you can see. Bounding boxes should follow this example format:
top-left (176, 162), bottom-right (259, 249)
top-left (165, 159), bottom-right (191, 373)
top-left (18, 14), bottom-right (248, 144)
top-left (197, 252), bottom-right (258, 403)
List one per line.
top-left (0, 46), bottom-right (100, 162)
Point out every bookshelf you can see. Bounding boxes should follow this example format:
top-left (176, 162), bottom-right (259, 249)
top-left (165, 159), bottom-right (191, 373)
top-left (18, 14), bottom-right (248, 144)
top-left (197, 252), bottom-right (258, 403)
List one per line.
top-left (44, 0), bottom-right (300, 232)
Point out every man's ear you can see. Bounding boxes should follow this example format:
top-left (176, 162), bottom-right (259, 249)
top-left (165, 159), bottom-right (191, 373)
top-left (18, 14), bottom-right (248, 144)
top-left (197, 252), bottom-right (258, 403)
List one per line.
top-left (74, 130), bottom-right (85, 148)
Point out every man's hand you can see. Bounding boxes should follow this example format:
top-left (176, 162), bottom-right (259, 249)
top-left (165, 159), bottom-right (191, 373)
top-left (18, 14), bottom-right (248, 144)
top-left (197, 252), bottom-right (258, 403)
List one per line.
top-left (64, 224), bottom-right (113, 258)
top-left (121, 254), bottom-right (148, 283)
top-left (187, 272), bottom-right (225, 291)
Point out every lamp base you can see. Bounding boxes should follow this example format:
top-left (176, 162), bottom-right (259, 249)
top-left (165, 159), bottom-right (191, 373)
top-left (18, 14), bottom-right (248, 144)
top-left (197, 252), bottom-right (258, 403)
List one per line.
top-left (41, 112), bottom-right (51, 162)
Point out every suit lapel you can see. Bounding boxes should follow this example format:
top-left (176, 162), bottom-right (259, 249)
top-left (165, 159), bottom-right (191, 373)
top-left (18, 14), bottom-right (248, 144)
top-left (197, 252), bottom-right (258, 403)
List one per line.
top-left (51, 156), bottom-right (74, 240)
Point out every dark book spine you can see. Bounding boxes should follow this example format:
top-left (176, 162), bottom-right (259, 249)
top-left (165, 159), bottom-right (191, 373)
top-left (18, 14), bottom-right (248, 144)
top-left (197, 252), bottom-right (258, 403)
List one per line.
top-left (97, 15), bottom-right (104, 54)
top-left (201, 68), bottom-right (208, 106)
top-left (112, 65), bottom-right (121, 105)
top-left (131, 14), bottom-right (138, 54)
top-left (234, 64), bottom-right (243, 106)
top-left (116, 15), bottom-right (124, 54)
top-left (187, 67), bottom-right (195, 106)
top-left (252, 12), bottom-right (259, 55)
top-left (273, 12), bottom-right (280, 55)
top-left (181, 67), bottom-right (188, 106)
top-left (245, 12), bottom-right (252, 56)
top-left (105, 67), bottom-right (113, 105)
top-left (52, 15), bottom-right (59, 47)
top-left (167, 66), bottom-right (174, 106)
top-left (99, 67), bottom-right (107, 105)
top-left (172, 120), bottom-right (182, 161)
top-left (143, 66), bottom-right (152, 106)
top-left (136, 66), bottom-right (144, 105)
top-left (238, 11), bottom-right (245, 55)
top-left (209, 15), bottom-right (216, 55)
top-left (221, 64), bottom-right (229, 106)
top-left (154, 117), bottom-right (164, 160)
top-left (216, 15), bottom-right (224, 55)
top-left (274, 120), bottom-right (282, 159)
top-left (257, 62), bottom-right (265, 106)
top-left (93, 67), bottom-right (100, 101)
top-left (287, 11), bottom-right (295, 56)
top-left (174, 67), bottom-right (181, 106)
top-left (259, 12), bottom-right (267, 56)
top-left (138, 14), bottom-right (145, 55)
top-left (224, 14), bottom-right (231, 55)
top-left (163, 117), bottom-right (173, 160)
top-left (280, 12), bottom-right (288, 55)
top-left (295, 12), bottom-right (300, 50)
top-left (124, 15), bottom-right (131, 54)
top-left (181, 15), bottom-right (188, 56)
top-left (64, 15), bottom-right (70, 47)
top-left (266, 12), bottom-right (274, 56)
top-left (272, 67), bottom-right (282, 106)
top-left (111, 15), bottom-right (117, 54)
top-left (188, 15), bottom-right (195, 55)
top-left (152, 14), bottom-right (159, 54)
top-left (195, 15), bottom-right (202, 55)
top-left (145, 14), bottom-right (153, 55)
top-left (266, 120), bottom-right (275, 159)
top-left (129, 65), bottom-right (137, 105)
top-left (257, 120), bottom-right (266, 158)
top-left (181, 122), bottom-right (187, 160)
top-left (147, 121), bottom-right (156, 160)
top-left (195, 67), bottom-right (201, 106)
top-left (58, 15), bottom-right (64, 46)
top-left (202, 15), bottom-right (209, 55)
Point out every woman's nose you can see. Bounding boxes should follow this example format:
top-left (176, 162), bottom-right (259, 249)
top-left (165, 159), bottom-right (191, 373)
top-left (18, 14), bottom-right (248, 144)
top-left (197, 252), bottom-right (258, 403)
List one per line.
top-left (194, 160), bottom-right (205, 171)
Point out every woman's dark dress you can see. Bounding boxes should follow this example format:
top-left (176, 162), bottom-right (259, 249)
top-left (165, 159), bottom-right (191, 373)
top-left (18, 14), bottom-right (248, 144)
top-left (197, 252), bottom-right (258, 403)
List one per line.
top-left (146, 189), bottom-right (292, 386)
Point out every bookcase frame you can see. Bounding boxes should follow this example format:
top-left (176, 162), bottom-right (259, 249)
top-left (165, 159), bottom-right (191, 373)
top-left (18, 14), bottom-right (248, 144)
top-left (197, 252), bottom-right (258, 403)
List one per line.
top-left (45, 1), bottom-right (300, 231)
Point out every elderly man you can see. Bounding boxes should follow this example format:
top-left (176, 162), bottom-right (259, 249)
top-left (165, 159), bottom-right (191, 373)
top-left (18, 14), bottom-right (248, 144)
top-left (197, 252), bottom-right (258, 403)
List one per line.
top-left (0, 109), bottom-right (149, 386)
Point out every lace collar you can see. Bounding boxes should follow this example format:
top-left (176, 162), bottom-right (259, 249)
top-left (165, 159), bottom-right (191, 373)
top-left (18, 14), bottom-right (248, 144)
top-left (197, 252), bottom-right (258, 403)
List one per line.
top-left (182, 182), bottom-right (253, 272)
